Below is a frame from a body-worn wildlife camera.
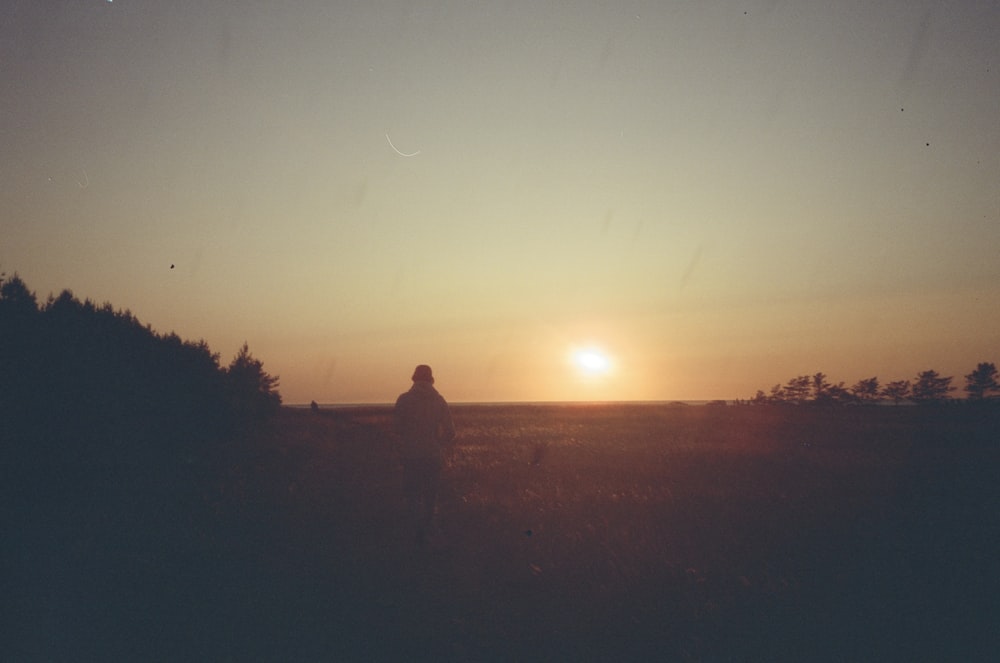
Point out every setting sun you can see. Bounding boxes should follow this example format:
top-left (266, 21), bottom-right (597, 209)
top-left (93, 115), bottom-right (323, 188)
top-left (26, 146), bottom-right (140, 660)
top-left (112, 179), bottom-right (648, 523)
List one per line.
top-left (571, 346), bottom-right (613, 377)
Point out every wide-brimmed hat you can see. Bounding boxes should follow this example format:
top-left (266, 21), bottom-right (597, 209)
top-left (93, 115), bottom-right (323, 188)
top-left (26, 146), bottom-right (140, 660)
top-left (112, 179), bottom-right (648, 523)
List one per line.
top-left (412, 364), bottom-right (434, 383)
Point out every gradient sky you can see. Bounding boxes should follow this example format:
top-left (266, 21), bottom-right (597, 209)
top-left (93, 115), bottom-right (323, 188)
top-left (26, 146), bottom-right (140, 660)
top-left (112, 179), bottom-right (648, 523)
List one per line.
top-left (3, 0), bottom-right (998, 403)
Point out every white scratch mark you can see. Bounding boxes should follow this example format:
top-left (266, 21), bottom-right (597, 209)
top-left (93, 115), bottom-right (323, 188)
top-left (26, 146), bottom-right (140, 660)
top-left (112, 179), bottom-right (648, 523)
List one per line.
top-left (385, 133), bottom-right (421, 157)
top-left (77, 170), bottom-right (89, 189)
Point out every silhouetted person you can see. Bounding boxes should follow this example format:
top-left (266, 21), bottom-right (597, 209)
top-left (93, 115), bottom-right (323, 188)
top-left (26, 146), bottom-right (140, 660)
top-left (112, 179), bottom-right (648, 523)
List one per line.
top-left (394, 364), bottom-right (455, 544)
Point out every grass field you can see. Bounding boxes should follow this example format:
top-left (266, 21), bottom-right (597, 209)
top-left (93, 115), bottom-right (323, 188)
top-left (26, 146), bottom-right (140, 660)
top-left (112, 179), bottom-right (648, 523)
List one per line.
top-left (8, 403), bottom-right (1000, 661)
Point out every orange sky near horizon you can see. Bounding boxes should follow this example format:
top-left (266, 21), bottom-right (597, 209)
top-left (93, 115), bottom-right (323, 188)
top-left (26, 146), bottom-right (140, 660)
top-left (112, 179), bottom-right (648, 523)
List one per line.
top-left (3, 1), bottom-right (999, 404)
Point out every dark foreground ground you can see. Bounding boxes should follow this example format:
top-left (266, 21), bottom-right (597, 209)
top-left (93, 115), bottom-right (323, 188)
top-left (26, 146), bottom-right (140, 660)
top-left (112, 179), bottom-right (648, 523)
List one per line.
top-left (6, 404), bottom-right (1000, 661)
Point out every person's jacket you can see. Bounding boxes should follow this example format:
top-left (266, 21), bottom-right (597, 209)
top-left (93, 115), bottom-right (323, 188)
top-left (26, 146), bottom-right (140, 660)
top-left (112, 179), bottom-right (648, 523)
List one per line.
top-left (393, 381), bottom-right (455, 460)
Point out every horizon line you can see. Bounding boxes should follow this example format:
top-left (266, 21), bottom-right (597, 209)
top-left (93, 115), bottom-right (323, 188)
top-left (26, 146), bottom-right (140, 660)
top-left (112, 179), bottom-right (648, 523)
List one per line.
top-left (288, 399), bottom-right (735, 408)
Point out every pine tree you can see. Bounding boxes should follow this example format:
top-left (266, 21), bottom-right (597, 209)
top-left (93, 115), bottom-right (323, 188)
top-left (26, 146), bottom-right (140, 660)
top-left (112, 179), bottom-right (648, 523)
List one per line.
top-left (911, 370), bottom-right (954, 403)
top-left (964, 362), bottom-right (999, 400)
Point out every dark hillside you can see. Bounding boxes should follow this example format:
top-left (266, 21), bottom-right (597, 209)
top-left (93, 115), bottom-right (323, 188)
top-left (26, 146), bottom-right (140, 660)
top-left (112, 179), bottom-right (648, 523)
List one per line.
top-left (2, 276), bottom-right (282, 661)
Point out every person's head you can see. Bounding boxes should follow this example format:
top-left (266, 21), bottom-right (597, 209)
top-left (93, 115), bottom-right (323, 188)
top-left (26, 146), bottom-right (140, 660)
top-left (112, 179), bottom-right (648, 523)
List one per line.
top-left (412, 364), bottom-right (434, 384)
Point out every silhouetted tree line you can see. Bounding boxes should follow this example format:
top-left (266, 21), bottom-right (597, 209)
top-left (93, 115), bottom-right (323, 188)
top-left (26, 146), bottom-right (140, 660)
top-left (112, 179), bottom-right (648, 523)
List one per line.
top-left (0, 273), bottom-right (280, 505)
top-left (749, 364), bottom-right (1000, 406)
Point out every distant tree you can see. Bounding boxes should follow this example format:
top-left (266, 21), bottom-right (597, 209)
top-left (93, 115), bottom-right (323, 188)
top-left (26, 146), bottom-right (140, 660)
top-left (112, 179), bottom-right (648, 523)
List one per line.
top-left (911, 370), bottom-right (954, 403)
top-left (226, 342), bottom-right (282, 420)
top-left (822, 382), bottom-right (853, 405)
top-left (881, 380), bottom-right (911, 405)
top-left (850, 377), bottom-right (880, 404)
top-left (0, 273), bottom-right (39, 318)
top-left (768, 383), bottom-right (787, 403)
top-left (0, 274), bottom-right (41, 429)
top-left (784, 375), bottom-right (811, 404)
top-left (964, 362), bottom-right (999, 400)
top-left (811, 373), bottom-right (831, 402)
top-left (808, 372), bottom-right (851, 404)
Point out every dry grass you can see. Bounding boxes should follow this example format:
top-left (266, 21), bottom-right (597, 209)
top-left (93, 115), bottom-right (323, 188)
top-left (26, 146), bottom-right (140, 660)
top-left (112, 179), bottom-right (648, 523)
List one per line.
top-left (10, 404), bottom-right (998, 661)
top-left (199, 403), bottom-right (997, 661)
